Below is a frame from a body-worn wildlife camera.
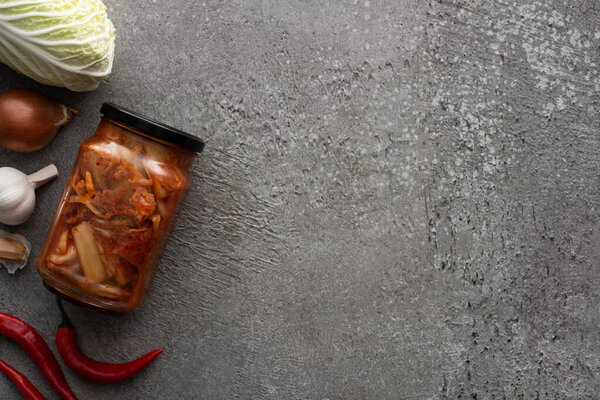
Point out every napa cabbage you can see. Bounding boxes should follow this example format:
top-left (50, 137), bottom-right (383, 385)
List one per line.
top-left (0, 0), bottom-right (115, 92)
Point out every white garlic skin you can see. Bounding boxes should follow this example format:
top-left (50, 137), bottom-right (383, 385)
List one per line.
top-left (0, 167), bottom-right (36, 225)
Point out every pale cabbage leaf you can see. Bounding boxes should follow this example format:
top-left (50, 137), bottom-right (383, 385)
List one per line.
top-left (0, 0), bottom-right (115, 92)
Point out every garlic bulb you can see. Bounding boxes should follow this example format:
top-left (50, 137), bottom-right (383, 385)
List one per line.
top-left (0, 230), bottom-right (30, 274)
top-left (0, 165), bottom-right (58, 225)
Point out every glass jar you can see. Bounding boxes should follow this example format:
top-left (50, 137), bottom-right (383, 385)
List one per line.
top-left (37, 103), bottom-right (204, 312)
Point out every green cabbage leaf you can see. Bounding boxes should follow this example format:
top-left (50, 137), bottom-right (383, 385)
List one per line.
top-left (0, 0), bottom-right (115, 92)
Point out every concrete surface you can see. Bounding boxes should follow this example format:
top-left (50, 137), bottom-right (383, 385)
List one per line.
top-left (1, 0), bottom-right (600, 398)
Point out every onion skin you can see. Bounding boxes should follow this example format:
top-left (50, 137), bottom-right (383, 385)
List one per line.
top-left (0, 88), bottom-right (78, 153)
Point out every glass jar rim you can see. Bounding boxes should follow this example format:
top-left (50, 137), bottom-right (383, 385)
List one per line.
top-left (100, 103), bottom-right (205, 153)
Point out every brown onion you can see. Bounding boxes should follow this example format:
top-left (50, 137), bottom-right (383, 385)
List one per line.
top-left (0, 88), bottom-right (78, 152)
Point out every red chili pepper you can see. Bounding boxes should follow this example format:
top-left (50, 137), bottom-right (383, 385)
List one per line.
top-left (55, 300), bottom-right (163, 383)
top-left (0, 359), bottom-right (46, 400)
top-left (0, 313), bottom-right (77, 400)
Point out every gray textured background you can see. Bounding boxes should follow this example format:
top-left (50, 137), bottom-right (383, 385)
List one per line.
top-left (1, 0), bottom-right (599, 398)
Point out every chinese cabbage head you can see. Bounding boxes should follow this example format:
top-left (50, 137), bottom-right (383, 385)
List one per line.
top-left (0, 0), bottom-right (115, 91)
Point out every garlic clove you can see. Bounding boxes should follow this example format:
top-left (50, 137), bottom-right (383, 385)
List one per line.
top-left (0, 164), bottom-right (58, 225)
top-left (0, 231), bottom-right (30, 274)
top-left (0, 237), bottom-right (27, 260)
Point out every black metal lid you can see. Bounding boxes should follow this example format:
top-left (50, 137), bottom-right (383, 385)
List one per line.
top-left (100, 103), bottom-right (205, 153)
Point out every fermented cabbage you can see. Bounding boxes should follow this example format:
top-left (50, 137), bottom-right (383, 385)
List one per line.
top-left (0, 0), bottom-right (115, 91)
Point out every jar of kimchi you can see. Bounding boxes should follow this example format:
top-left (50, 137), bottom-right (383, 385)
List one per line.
top-left (37, 103), bottom-right (204, 312)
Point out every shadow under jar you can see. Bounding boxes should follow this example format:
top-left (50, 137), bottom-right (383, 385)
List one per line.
top-left (37, 103), bottom-right (205, 312)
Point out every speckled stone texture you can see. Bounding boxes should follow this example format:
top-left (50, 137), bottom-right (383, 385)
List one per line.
top-left (0, 0), bottom-right (599, 398)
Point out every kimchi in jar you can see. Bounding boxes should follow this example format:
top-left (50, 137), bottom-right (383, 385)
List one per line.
top-left (37, 103), bottom-right (204, 312)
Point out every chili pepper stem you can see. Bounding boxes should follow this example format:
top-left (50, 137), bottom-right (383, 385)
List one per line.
top-left (56, 298), bottom-right (73, 329)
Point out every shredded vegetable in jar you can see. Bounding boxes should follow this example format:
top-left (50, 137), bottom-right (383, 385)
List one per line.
top-left (37, 104), bottom-right (204, 312)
